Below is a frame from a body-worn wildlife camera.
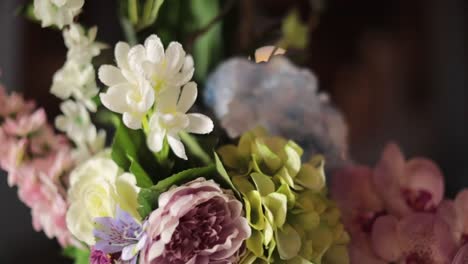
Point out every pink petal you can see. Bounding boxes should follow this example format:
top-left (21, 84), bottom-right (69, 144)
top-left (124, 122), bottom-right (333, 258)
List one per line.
top-left (373, 142), bottom-right (409, 216)
top-left (331, 165), bottom-right (384, 234)
top-left (371, 215), bottom-right (402, 262)
top-left (404, 158), bottom-right (444, 210)
top-left (398, 213), bottom-right (457, 263)
top-left (455, 189), bottom-right (468, 235)
top-left (452, 244), bottom-right (468, 264)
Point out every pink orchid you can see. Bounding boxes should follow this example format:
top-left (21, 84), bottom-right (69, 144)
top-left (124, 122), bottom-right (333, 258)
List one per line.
top-left (332, 165), bottom-right (385, 235)
top-left (373, 143), bottom-right (444, 217)
top-left (371, 213), bottom-right (457, 264)
top-left (332, 165), bottom-right (387, 263)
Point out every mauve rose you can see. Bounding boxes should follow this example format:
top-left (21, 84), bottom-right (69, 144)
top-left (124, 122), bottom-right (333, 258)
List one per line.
top-left (140, 178), bottom-right (251, 264)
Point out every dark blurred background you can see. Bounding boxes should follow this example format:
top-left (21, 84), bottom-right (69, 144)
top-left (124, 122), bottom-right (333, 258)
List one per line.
top-left (0, 0), bottom-right (467, 263)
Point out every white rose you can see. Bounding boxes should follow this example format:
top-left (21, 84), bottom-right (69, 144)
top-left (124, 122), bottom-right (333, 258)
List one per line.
top-left (66, 156), bottom-right (140, 245)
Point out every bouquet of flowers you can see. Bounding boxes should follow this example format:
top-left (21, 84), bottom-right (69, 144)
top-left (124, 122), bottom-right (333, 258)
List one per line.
top-left (1, 1), bottom-right (350, 264)
top-left (4, 1), bottom-right (467, 264)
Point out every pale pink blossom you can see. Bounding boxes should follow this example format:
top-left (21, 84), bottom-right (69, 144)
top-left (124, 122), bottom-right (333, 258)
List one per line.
top-left (140, 178), bottom-right (250, 264)
top-left (373, 142), bottom-right (444, 217)
top-left (371, 213), bottom-right (457, 264)
top-left (0, 86), bottom-right (76, 247)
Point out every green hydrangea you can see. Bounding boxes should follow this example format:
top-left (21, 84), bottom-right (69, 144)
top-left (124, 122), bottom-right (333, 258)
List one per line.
top-left (217, 128), bottom-right (349, 264)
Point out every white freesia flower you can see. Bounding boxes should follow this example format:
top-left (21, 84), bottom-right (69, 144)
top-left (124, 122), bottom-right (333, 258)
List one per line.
top-left (147, 82), bottom-right (214, 159)
top-left (98, 42), bottom-right (155, 129)
top-left (140, 35), bottom-right (194, 94)
top-left (72, 127), bottom-right (106, 163)
top-left (51, 61), bottom-right (99, 111)
top-left (64, 23), bottom-right (106, 65)
top-left (66, 156), bottom-right (140, 245)
top-left (34, 0), bottom-right (84, 29)
top-left (55, 100), bottom-right (94, 143)
top-left (98, 34), bottom-right (194, 130)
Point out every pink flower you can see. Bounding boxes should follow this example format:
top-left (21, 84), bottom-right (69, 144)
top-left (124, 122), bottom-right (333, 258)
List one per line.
top-left (140, 178), bottom-right (251, 264)
top-left (453, 244), bottom-right (468, 264)
top-left (373, 143), bottom-right (444, 216)
top-left (455, 189), bottom-right (468, 243)
top-left (0, 88), bottom-right (77, 247)
top-left (0, 87), bottom-right (35, 118)
top-left (332, 165), bottom-right (386, 263)
top-left (3, 108), bottom-right (46, 137)
top-left (17, 167), bottom-right (73, 247)
top-left (371, 213), bottom-right (457, 263)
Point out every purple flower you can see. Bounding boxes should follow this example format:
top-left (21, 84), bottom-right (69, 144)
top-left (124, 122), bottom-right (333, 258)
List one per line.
top-left (93, 207), bottom-right (147, 264)
top-left (140, 178), bottom-right (251, 264)
top-left (90, 248), bottom-right (112, 264)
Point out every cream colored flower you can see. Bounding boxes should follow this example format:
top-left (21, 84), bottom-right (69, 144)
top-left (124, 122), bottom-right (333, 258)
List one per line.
top-left (55, 100), bottom-right (94, 143)
top-left (147, 82), bottom-right (213, 159)
top-left (51, 62), bottom-right (99, 111)
top-left (34, 0), bottom-right (84, 29)
top-left (64, 23), bottom-right (106, 66)
top-left (98, 34), bottom-right (194, 130)
top-left (98, 42), bottom-right (155, 129)
top-left (140, 34), bottom-right (194, 94)
top-left (66, 156), bottom-right (140, 245)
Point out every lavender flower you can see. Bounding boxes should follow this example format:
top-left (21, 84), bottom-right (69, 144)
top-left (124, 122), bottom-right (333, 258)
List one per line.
top-left (93, 207), bottom-right (147, 264)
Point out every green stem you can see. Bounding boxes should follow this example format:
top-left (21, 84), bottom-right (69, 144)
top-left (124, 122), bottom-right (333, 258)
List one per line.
top-left (120, 17), bottom-right (138, 45)
top-left (142, 115), bottom-right (150, 134)
top-left (179, 131), bottom-right (212, 165)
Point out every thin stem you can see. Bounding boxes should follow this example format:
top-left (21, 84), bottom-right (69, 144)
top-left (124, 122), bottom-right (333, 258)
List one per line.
top-left (186, 0), bottom-right (236, 51)
top-left (120, 17), bottom-right (138, 45)
top-left (179, 131), bottom-right (212, 165)
top-left (142, 115), bottom-right (150, 134)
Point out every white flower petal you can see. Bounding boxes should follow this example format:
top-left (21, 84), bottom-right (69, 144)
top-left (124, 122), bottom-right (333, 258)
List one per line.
top-left (128, 45), bottom-right (146, 74)
top-left (115, 42), bottom-right (130, 69)
top-left (186, 113), bottom-right (214, 134)
top-left (158, 86), bottom-right (181, 113)
top-left (167, 134), bottom-right (187, 160)
top-left (165, 42), bottom-right (185, 72)
top-left (148, 129), bottom-right (165, 153)
top-left (176, 82), bottom-right (197, 113)
top-left (98, 65), bottom-right (126, 86)
top-left (144, 35), bottom-right (164, 63)
top-left (100, 84), bottom-right (132, 113)
top-left (123, 112), bottom-right (142, 130)
top-left (54, 116), bottom-right (68, 132)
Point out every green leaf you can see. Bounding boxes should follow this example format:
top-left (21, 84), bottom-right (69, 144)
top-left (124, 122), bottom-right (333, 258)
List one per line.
top-left (137, 187), bottom-right (161, 218)
top-left (111, 121), bottom-right (166, 182)
top-left (214, 152), bottom-right (240, 197)
top-left (180, 131), bottom-right (212, 165)
top-left (128, 156), bottom-right (154, 188)
top-left (63, 246), bottom-right (90, 264)
top-left (188, 0), bottom-right (223, 81)
top-left (137, 165), bottom-right (216, 218)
